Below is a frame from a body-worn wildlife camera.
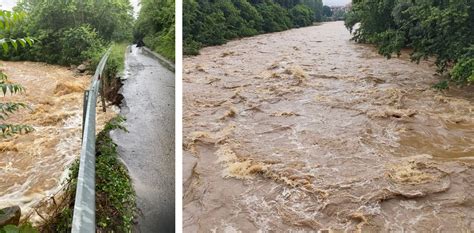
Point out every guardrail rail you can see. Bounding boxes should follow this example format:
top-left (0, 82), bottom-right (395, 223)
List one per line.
top-left (71, 48), bottom-right (111, 233)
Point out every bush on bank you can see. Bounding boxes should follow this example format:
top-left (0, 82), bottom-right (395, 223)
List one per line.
top-left (345, 0), bottom-right (474, 85)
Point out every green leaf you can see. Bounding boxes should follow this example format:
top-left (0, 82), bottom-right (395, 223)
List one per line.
top-left (2, 42), bottom-right (8, 53)
top-left (24, 38), bottom-right (33, 47)
top-left (18, 39), bottom-right (26, 47)
top-left (2, 225), bottom-right (19, 233)
top-left (10, 40), bottom-right (18, 50)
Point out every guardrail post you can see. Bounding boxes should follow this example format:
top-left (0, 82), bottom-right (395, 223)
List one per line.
top-left (99, 75), bottom-right (107, 113)
top-left (82, 90), bottom-right (90, 143)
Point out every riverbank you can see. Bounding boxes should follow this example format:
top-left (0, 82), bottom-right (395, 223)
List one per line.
top-left (183, 21), bottom-right (473, 231)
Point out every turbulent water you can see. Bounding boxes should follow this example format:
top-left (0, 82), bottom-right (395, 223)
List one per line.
top-left (0, 61), bottom-right (116, 223)
top-left (183, 21), bottom-right (474, 232)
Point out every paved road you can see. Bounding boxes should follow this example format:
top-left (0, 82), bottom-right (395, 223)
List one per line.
top-left (111, 45), bottom-right (175, 232)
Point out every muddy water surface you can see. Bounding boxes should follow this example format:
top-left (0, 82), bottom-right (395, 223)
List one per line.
top-left (183, 21), bottom-right (474, 232)
top-left (0, 61), bottom-right (116, 223)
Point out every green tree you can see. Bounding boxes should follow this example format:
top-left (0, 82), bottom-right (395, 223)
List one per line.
top-left (255, 0), bottom-right (292, 32)
top-left (0, 10), bottom-right (34, 137)
top-left (301, 0), bottom-right (323, 22)
top-left (134, 0), bottom-right (175, 61)
top-left (322, 5), bottom-right (332, 17)
top-left (1, 0), bottom-right (134, 65)
top-left (289, 4), bottom-right (314, 27)
top-left (345, 0), bottom-right (473, 84)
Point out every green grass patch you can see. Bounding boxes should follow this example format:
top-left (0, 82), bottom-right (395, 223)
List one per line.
top-left (91, 43), bottom-right (127, 78)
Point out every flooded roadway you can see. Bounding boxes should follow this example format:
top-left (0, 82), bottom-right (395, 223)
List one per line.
top-left (183, 21), bottom-right (474, 232)
top-left (0, 61), bottom-right (116, 223)
top-left (110, 45), bottom-right (175, 232)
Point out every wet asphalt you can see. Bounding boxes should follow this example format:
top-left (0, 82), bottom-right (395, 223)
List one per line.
top-left (110, 45), bottom-right (175, 232)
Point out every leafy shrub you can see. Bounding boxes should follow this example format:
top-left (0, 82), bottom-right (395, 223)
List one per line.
top-left (451, 57), bottom-right (474, 85)
top-left (289, 4), bottom-right (314, 27)
top-left (345, 0), bottom-right (474, 84)
top-left (60, 25), bottom-right (105, 65)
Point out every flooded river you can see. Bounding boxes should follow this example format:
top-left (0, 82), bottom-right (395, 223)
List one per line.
top-left (0, 61), bottom-right (116, 223)
top-left (183, 21), bottom-right (474, 232)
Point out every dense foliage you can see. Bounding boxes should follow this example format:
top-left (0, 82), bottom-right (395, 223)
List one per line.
top-left (95, 116), bottom-right (135, 231)
top-left (134, 0), bottom-right (175, 61)
top-left (345, 0), bottom-right (474, 84)
top-left (1, 0), bottom-right (134, 65)
top-left (183, 0), bottom-right (323, 54)
top-left (0, 10), bottom-right (34, 137)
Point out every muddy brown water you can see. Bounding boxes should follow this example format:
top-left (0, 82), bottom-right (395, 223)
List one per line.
top-left (0, 61), bottom-right (116, 224)
top-left (183, 21), bottom-right (474, 232)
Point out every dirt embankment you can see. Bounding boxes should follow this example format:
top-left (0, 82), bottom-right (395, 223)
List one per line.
top-left (183, 21), bottom-right (474, 232)
top-left (0, 61), bottom-right (117, 224)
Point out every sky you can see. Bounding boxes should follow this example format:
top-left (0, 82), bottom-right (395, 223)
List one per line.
top-left (0, 0), bottom-right (16, 10)
top-left (323, 0), bottom-right (351, 6)
top-left (130, 0), bottom-right (141, 18)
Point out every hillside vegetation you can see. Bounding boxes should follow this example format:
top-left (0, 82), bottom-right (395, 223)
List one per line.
top-left (183, 0), bottom-right (324, 54)
top-left (134, 0), bottom-right (176, 61)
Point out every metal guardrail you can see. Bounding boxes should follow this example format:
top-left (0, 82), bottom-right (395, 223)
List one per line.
top-left (72, 48), bottom-right (111, 233)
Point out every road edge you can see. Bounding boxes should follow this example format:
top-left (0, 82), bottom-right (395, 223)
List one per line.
top-left (142, 47), bottom-right (175, 73)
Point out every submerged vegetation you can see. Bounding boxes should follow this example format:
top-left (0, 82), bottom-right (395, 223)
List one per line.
top-left (183, 0), bottom-right (325, 54)
top-left (134, 0), bottom-right (176, 61)
top-left (345, 0), bottom-right (474, 85)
